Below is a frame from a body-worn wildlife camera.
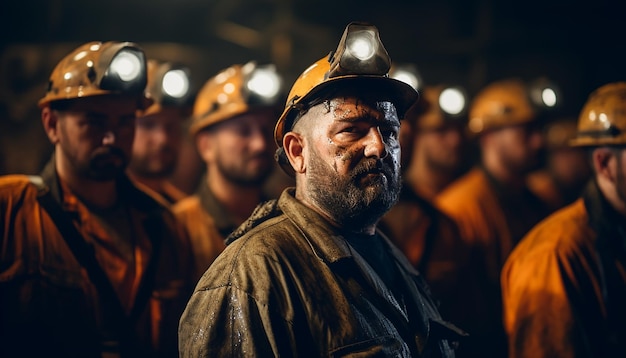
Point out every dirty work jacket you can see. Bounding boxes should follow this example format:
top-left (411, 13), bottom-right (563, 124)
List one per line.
top-left (379, 184), bottom-right (472, 333)
top-left (435, 167), bottom-right (549, 357)
top-left (179, 188), bottom-right (460, 357)
top-left (501, 181), bottom-right (626, 357)
top-left (0, 159), bottom-right (194, 357)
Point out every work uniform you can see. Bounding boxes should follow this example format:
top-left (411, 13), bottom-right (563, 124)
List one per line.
top-left (179, 188), bottom-right (462, 357)
top-left (0, 159), bottom-right (194, 357)
top-left (379, 184), bottom-right (472, 332)
top-left (436, 166), bottom-right (549, 357)
top-left (172, 181), bottom-right (230, 282)
top-left (501, 182), bottom-right (626, 357)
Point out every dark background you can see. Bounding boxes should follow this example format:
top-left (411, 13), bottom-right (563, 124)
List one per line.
top-left (1, 0), bottom-right (625, 174)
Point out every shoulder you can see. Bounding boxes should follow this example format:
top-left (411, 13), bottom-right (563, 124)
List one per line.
top-left (0, 175), bottom-right (39, 201)
top-left (196, 212), bottom-right (307, 289)
top-left (506, 199), bottom-right (592, 267)
top-left (436, 169), bottom-right (490, 210)
top-left (172, 195), bottom-right (203, 216)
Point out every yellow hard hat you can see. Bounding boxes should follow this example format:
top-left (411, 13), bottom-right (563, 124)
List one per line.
top-left (408, 85), bottom-right (468, 130)
top-left (38, 41), bottom-right (151, 109)
top-left (570, 82), bottom-right (626, 147)
top-left (189, 61), bottom-right (283, 136)
top-left (274, 22), bottom-right (418, 148)
top-left (140, 59), bottom-right (192, 117)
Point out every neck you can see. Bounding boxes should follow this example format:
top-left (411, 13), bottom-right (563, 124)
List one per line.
top-left (207, 170), bottom-right (264, 225)
top-left (405, 153), bottom-right (454, 200)
top-left (55, 151), bottom-right (118, 209)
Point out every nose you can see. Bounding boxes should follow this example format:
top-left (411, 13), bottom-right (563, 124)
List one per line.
top-left (363, 127), bottom-right (388, 159)
top-left (102, 131), bottom-right (116, 145)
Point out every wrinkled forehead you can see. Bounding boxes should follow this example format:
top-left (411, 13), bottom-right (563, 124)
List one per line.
top-left (322, 96), bottom-right (400, 128)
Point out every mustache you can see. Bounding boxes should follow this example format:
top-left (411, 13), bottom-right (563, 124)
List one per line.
top-left (92, 146), bottom-right (126, 160)
top-left (350, 159), bottom-right (392, 180)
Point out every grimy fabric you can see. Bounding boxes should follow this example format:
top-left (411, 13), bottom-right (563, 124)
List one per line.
top-left (179, 188), bottom-right (460, 357)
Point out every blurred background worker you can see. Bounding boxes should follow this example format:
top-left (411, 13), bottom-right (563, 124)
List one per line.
top-left (379, 80), bottom-right (473, 337)
top-left (401, 85), bottom-right (470, 200)
top-left (128, 59), bottom-right (194, 205)
top-left (436, 78), bottom-right (554, 357)
top-left (173, 61), bottom-right (284, 280)
top-left (502, 82), bottom-right (626, 357)
top-left (527, 117), bottom-right (592, 213)
top-left (0, 42), bottom-right (194, 357)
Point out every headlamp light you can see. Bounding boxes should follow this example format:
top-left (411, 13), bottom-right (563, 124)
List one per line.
top-left (162, 69), bottom-right (190, 99)
top-left (328, 22), bottom-right (391, 77)
top-left (529, 77), bottom-right (560, 109)
top-left (439, 87), bottom-right (467, 116)
top-left (243, 63), bottom-right (283, 105)
top-left (100, 46), bottom-right (147, 94)
top-left (389, 63), bottom-right (422, 91)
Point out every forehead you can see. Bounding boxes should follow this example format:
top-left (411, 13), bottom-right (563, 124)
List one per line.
top-left (322, 96), bottom-right (398, 121)
top-left (60, 95), bottom-right (140, 115)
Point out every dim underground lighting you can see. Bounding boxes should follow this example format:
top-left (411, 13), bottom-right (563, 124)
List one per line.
top-left (162, 69), bottom-right (190, 98)
top-left (110, 51), bottom-right (142, 82)
top-left (439, 87), bottom-right (466, 115)
top-left (247, 68), bottom-right (281, 99)
top-left (542, 87), bottom-right (557, 107)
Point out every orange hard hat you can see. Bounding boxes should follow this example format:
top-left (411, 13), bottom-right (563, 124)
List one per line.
top-left (467, 78), bottom-right (536, 135)
top-left (190, 61), bottom-right (283, 136)
top-left (274, 22), bottom-right (418, 148)
top-left (38, 41), bottom-right (151, 109)
top-left (570, 82), bottom-right (626, 147)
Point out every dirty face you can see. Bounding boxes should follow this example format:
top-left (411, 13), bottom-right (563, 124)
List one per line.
top-left (52, 95), bottom-right (138, 181)
top-left (302, 96), bottom-right (402, 230)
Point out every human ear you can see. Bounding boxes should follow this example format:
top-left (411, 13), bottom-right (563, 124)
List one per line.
top-left (592, 147), bottom-right (616, 183)
top-left (283, 132), bottom-right (306, 174)
top-left (196, 132), bottom-right (215, 163)
top-left (41, 107), bottom-right (60, 144)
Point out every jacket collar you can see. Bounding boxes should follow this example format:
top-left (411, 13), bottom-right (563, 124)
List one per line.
top-left (277, 188), bottom-right (419, 276)
top-left (38, 154), bottom-right (165, 218)
top-left (197, 177), bottom-right (239, 237)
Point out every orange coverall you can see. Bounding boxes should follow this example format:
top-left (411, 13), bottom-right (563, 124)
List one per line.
top-left (502, 182), bottom-right (626, 357)
top-left (436, 167), bottom-right (549, 357)
top-left (0, 160), bottom-right (194, 357)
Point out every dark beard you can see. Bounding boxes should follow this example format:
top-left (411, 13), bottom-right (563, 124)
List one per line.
top-left (87, 147), bottom-right (128, 181)
top-left (217, 155), bottom-right (272, 188)
top-left (307, 150), bottom-right (401, 232)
